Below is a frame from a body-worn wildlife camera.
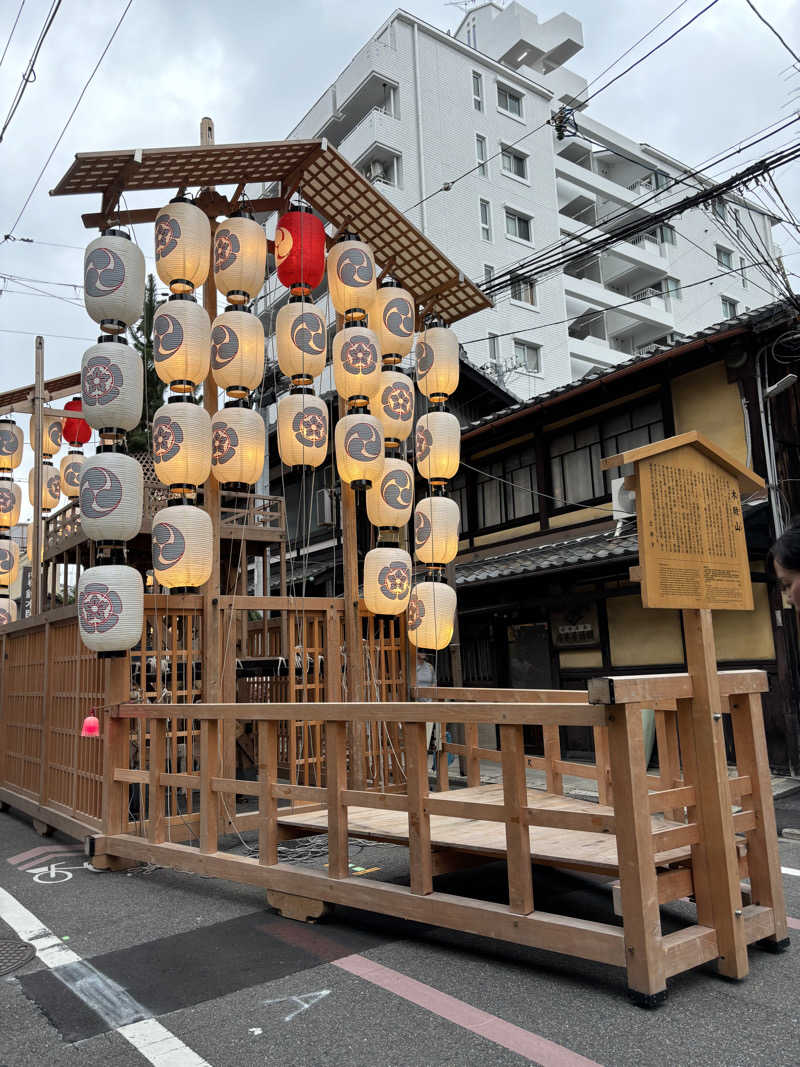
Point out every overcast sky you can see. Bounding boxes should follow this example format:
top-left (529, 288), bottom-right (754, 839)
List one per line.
top-left (0, 0), bottom-right (797, 405)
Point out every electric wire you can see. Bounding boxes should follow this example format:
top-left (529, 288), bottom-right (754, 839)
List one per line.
top-left (0, 0), bottom-right (61, 144)
top-left (2, 0), bottom-right (134, 241)
top-left (0, 1), bottom-right (26, 70)
top-left (744, 0), bottom-right (800, 66)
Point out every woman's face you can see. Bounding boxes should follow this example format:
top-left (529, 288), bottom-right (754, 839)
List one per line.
top-left (774, 559), bottom-right (800, 609)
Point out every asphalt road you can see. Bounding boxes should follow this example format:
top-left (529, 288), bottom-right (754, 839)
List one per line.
top-left (1, 806), bottom-right (800, 1066)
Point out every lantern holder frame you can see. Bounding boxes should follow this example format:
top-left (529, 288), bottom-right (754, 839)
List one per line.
top-left (169, 380), bottom-right (196, 395)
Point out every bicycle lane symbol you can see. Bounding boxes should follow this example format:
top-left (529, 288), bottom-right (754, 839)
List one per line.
top-left (6, 846), bottom-right (94, 886)
top-left (26, 860), bottom-right (94, 885)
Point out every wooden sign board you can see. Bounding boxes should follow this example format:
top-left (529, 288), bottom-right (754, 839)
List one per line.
top-left (637, 444), bottom-right (752, 611)
top-left (601, 431), bottom-right (765, 613)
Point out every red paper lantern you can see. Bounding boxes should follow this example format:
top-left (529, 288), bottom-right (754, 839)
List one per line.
top-left (275, 206), bottom-right (325, 293)
top-left (62, 397), bottom-right (91, 446)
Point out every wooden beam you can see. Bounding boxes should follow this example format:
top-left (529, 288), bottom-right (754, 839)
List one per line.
top-left (115, 700), bottom-right (607, 726)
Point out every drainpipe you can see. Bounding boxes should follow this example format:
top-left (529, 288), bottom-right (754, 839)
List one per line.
top-left (756, 347), bottom-right (784, 539)
top-left (411, 22), bottom-right (427, 234)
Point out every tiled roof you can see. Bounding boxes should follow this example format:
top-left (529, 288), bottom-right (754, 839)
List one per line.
top-left (455, 529), bottom-right (639, 585)
top-left (461, 299), bottom-right (797, 435)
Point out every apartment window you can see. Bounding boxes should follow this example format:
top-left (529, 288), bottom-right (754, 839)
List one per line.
top-left (488, 332), bottom-right (499, 365)
top-left (721, 296), bottom-right (738, 318)
top-left (739, 256), bottom-right (748, 289)
top-left (483, 264), bottom-right (494, 284)
top-left (505, 208), bottom-right (532, 243)
top-left (479, 198), bottom-right (492, 241)
top-left (549, 400), bottom-right (664, 507)
top-left (476, 446), bottom-right (537, 527)
top-left (732, 207), bottom-right (742, 233)
top-left (501, 144), bottom-right (527, 179)
top-left (513, 338), bottom-right (540, 372)
top-left (475, 134), bottom-right (487, 177)
top-left (472, 71), bottom-right (483, 112)
top-left (712, 198), bottom-right (726, 221)
top-left (716, 245), bottom-right (733, 270)
top-left (653, 170), bottom-right (671, 190)
top-left (510, 274), bottom-right (536, 305)
top-left (659, 224), bottom-right (676, 246)
top-left (664, 277), bottom-right (681, 304)
top-left (497, 84), bottom-right (523, 117)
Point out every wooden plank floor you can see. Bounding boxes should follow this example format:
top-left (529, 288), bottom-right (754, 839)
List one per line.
top-left (277, 784), bottom-right (693, 876)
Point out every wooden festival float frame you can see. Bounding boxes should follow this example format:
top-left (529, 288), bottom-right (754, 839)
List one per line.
top-left (0, 126), bottom-right (789, 1006)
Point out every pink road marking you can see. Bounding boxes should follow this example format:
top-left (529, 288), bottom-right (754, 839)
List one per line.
top-left (7, 845), bottom-right (80, 867)
top-left (333, 954), bottom-right (602, 1067)
top-left (787, 916), bottom-right (800, 930)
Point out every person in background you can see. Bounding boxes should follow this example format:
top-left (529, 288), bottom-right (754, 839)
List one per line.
top-left (770, 518), bottom-right (800, 610)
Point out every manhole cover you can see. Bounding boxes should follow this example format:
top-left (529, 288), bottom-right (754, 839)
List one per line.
top-left (0, 938), bottom-right (36, 975)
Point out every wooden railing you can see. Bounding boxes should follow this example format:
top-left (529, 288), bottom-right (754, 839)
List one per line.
top-left (96, 667), bottom-right (788, 1004)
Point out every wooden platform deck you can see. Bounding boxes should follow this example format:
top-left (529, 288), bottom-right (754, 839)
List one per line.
top-left (277, 784), bottom-right (695, 876)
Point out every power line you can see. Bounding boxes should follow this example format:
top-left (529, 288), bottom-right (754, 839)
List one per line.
top-left (2, 0), bottom-right (134, 241)
top-left (0, 234), bottom-right (84, 250)
top-left (461, 256), bottom-right (799, 348)
top-left (744, 0), bottom-right (800, 65)
top-left (0, 1), bottom-right (26, 70)
top-left (0, 0), bottom-right (61, 144)
top-left (481, 135), bottom-right (800, 297)
top-left (402, 0), bottom-right (721, 216)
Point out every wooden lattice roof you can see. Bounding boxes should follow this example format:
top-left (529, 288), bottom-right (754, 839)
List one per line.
top-left (51, 139), bottom-right (491, 325)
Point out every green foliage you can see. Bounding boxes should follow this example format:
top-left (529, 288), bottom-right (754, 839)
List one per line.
top-left (126, 273), bottom-right (164, 454)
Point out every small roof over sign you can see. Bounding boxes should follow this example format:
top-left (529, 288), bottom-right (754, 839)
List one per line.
top-left (600, 430), bottom-right (765, 494)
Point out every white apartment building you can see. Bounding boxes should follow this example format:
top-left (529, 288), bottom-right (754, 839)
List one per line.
top-left (256, 1), bottom-right (779, 399)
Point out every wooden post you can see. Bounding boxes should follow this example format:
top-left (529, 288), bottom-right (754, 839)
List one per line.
top-left (37, 621), bottom-right (51, 808)
top-left (542, 724), bottom-right (563, 796)
top-left (500, 723), bottom-right (534, 915)
top-left (729, 691), bottom-right (789, 947)
top-left (258, 720), bottom-right (278, 865)
top-left (406, 721), bottom-right (432, 894)
top-left (682, 608), bottom-right (749, 979)
top-left (199, 719), bottom-right (219, 853)
top-left (326, 720), bottom-right (349, 878)
top-left (31, 336), bottom-right (44, 617)
top-left (101, 657), bottom-right (130, 838)
top-left (593, 725), bottom-right (613, 806)
top-left (607, 702), bottom-right (666, 1005)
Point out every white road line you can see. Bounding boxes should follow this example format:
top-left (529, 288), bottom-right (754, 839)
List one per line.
top-left (0, 885), bottom-right (211, 1066)
top-left (781, 866), bottom-right (800, 877)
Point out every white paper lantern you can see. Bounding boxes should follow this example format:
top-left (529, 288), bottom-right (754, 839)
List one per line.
top-left (0, 419), bottom-right (24, 471)
top-left (82, 339), bottom-right (144, 432)
top-left (276, 299), bottom-right (327, 383)
top-left (154, 198), bottom-right (211, 294)
top-left (332, 319), bottom-right (381, 405)
top-left (39, 414), bottom-right (63, 457)
top-left (152, 505), bottom-right (213, 589)
top-left (327, 234), bottom-right (376, 315)
top-left (152, 401), bottom-right (212, 491)
top-left (84, 231), bottom-right (145, 333)
top-left (375, 370), bottom-right (414, 449)
top-left (366, 458), bottom-right (413, 528)
top-left (211, 407), bottom-right (265, 486)
top-left (364, 547), bottom-right (412, 616)
top-left (29, 464), bottom-right (60, 511)
top-left (0, 536), bottom-right (19, 587)
top-left (415, 325), bottom-right (460, 402)
top-left (335, 413), bottom-right (384, 487)
top-left (0, 480), bottom-right (21, 528)
top-left (277, 392), bottom-right (329, 469)
top-left (369, 283), bottom-right (415, 361)
top-left (415, 496), bottom-right (460, 565)
top-left (25, 523), bottom-right (35, 563)
top-left (60, 453), bottom-right (83, 500)
top-left (415, 412), bottom-right (460, 486)
top-left (77, 565), bottom-right (143, 653)
top-left (214, 214), bottom-right (266, 304)
top-left (407, 581), bottom-right (457, 650)
top-left (79, 453), bottom-right (143, 543)
top-left (211, 309), bottom-right (265, 398)
top-left (153, 295), bottom-right (210, 393)
top-left (0, 597), bottom-right (17, 627)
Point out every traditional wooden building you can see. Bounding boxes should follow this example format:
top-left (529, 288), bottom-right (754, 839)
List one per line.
top-left (448, 299), bottom-right (800, 773)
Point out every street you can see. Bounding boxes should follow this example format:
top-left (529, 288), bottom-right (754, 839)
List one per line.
top-left (2, 808), bottom-right (800, 1067)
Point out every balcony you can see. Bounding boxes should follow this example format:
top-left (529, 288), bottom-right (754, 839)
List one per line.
top-left (314, 41), bottom-right (399, 145)
top-left (339, 107), bottom-right (402, 170)
top-left (563, 274), bottom-right (674, 333)
top-left (555, 156), bottom-right (656, 212)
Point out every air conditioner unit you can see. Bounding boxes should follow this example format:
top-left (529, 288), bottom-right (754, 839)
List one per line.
top-left (317, 488), bottom-right (336, 527)
top-left (611, 476), bottom-right (636, 520)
